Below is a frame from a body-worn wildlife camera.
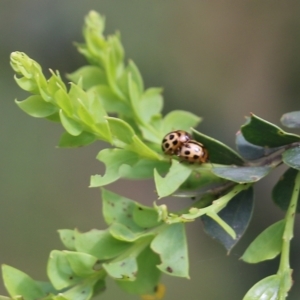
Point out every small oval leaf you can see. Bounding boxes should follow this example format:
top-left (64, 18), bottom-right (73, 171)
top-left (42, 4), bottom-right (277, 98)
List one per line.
top-left (154, 160), bottom-right (192, 198)
top-left (151, 223), bottom-right (189, 278)
top-left (281, 111), bottom-right (300, 128)
top-left (282, 147), bottom-right (300, 170)
top-left (241, 220), bottom-right (285, 263)
top-left (15, 96), bottom-right (57, 118)
top-left (212, 165), bottom-right (272, 183)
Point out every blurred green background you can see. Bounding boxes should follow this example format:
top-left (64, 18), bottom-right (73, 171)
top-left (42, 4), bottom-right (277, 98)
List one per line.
top-left (2, 1), bottom-right (300, 299)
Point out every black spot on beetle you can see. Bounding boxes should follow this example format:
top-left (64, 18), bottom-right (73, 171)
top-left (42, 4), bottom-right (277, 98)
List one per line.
top-left (184, 150), bottom-right (191, 155)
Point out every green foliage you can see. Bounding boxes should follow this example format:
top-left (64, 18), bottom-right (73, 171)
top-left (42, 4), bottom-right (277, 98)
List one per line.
top-left (4, 9), bottom-right (300, 300)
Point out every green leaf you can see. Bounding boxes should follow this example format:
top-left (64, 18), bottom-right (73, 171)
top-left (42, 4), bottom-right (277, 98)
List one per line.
top-left (103, 257), bottom-right (138, 281)
top-left (119, 159), bottom-right (170, 180)
top-left (151, 223), bottom-right (189, 278)
top-left (90, 149), bottom-right (139, 187)
top-left (139, 88), bottom-right (163, 123)
top-left (126, 135), bottom-right (161, 160)
top-left (281, 111), bottom-right (300, 128)
top-left (179, 168), bottom-right (225, 190)
top-left (212, 165), bottom-right (272, 183)
top-left (60, 278), bottom-right (98, 300)
top-left (14, 75), bottom-right (38, 93)
top-left (58, 131), bottom-right (97, 148)
top-left (243, 272), bottom-right (292, 300)
top-left (47, 250), bottom-right (82, 290)
top-left (59, 110), bottom-right (83, 136)
top-left (67, 66), bottom-right (107, 89)
top-left (202, 187), bottom-right (254, 253)
top-left (46, 112), bottom-right (61, 122)
top-left (117, 246), bottom-right (161, 295)
top-left (241, 220), bottom-right (285, 263)
top-left (162, 110), bottom-right (201, 133)
top-left (127, 60), bottom-right (144, 95)
top-left (282, 147), bottom-right (300, 170)
top-left (192, 129), bottom-right (244, 165)
top-left (241, 113), bottom-right (300, 147)
top-left (132, 204), bottom-right (162, 229)
top-left (64, 251), bottom-right (99, 277)
top-left (47, 70), bottom-right (67, 98)
top-left (15, 95), bottom-right (57, 118)
top-left (90, 85), bottom-right (131, 115)
top-left (272, 167), bottom-right (300, 212)
top-left (2, 265), bottom-right (45, 299)
top-left (109, 223), bottom-right (148, 242)
top-left (54, 89), bottom-right (73, 115)
top-left (235, 131), bottom-right (280, 161)
top-left (75, 229), bottom-right (132, 260)
top-left (154, 160), bottom-right (192, 198)
top-left (106, 117), bottom-right (135, 145)
top-left (101, 189), bottom-right (143, 232)
top-left (58, 229), bottom-right (76, 250)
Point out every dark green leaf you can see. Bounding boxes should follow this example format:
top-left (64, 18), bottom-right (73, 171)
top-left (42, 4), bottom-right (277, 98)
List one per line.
top-left (202, 187), bottom-right (254, 253)
top-left (58, 229), bottom-right (76, 250)
top-left (67, 66), bottom-right (107, 89)
top-left (58, 131), bottom-right (97, 148)
top-left (117, 246), bottom-right (161, 294)
top-left (235, 131), bottom-right (280, 161)
top-left (192, 129), bottom-right (244, 165)
top-left (241, 113), bottom-right (300, 147)
top-left (75, 229), bottom-right (132, 260)
top-left (272, 167), bottom-right (300, 212)
top-left (212, 165), bottom-right (272, 183)
top-left (282, 147), bottom-right (300, 170)
top-left (2, 265), bottom-right (45, 299)
top-left (281, 111), bottom-right (300, 128)
top-left (154, 160), bottom-right (192, 198)
top-left (15, 96), bottom-right (57, 118)
top-left (151, 223), bottom-right (189, 278)
top-left (241, 220), bottom-right (285, 263)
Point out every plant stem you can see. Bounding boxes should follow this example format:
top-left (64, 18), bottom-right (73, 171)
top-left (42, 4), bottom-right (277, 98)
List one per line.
top-left (277, 170), bottom-right (300, 299)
